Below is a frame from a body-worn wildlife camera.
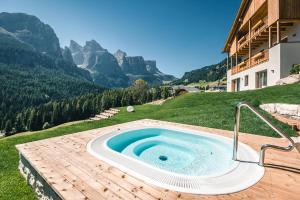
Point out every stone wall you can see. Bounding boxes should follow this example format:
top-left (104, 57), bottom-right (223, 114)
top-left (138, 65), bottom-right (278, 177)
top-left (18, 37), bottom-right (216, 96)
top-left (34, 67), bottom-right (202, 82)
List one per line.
top-left (260, 103), bottom-right (300, 120)
top-left (19, 153), bottom-right (62, 200)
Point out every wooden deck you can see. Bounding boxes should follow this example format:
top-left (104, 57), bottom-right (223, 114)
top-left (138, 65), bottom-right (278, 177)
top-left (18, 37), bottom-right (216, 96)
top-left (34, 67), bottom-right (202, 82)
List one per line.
top-left (16, 119), bottom-right (300, 200)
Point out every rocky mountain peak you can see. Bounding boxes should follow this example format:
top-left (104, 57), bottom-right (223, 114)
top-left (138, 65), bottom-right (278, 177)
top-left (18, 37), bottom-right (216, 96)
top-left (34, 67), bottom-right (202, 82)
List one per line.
top-left (114, 49), bottom-right (127, 59)
top-left (124, 56), bottom-right (149, 75)
top-left (69, 40), bottom-right (84, 65)
top-left (145, 60), bottom-right (159, 74)
top-left (0, 12), bottom-right (62, 58)
top-left (114, 49), bottom-right (127, 66)
top-left (83, 40), bottom-right (105, 53)
top-left (69, 40), bottom-right (82, 52)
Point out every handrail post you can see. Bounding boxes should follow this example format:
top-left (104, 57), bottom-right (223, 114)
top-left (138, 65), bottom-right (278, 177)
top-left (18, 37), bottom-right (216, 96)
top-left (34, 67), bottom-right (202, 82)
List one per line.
top-left (233, 103), bottom-right (241, 161)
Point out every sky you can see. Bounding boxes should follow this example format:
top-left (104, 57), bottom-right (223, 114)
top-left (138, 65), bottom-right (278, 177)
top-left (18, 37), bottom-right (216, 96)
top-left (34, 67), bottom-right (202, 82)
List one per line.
top-left (1, 0), bottom-right (241, 77)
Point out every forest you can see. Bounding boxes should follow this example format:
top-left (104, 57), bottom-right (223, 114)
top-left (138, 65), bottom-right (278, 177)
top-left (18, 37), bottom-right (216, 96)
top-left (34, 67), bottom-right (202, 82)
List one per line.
top-left (3, 80), bottom-right (171, 136)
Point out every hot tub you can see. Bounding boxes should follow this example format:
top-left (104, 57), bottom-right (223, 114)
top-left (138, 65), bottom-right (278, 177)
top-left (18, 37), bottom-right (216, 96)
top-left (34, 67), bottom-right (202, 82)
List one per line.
top-left (87, 126), bottom-right (264, 195)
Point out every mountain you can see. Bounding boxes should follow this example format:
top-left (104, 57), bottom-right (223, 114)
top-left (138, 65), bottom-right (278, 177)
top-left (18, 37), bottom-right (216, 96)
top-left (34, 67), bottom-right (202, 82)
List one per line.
top-left (70, 40), bottom-right (129, 88)
top-left (124, 56), bottom-right (148, 75)
top-left (69, 40), bottom-right (84, 65)
top-left (0, 12), bottom-right (104, 132)
top-left (69, 41), bottom-right (177, 87)
top-left (0, 12), bottom-right (62, 58)
top-left (173, 59), bottom-right (227, 85)
top-left (61, 46), bottom-right (74, 64)
top-left (114, 49), bottom-right (128, 71)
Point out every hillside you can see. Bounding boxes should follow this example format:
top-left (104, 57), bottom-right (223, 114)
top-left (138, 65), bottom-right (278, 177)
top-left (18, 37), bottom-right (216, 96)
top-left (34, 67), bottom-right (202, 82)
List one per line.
top-left (0, 13), bottom-right (105, 132)
top-left (173, 59), bottom-right (227, 85)
top-left (1, 83), bottom-right (300, 198)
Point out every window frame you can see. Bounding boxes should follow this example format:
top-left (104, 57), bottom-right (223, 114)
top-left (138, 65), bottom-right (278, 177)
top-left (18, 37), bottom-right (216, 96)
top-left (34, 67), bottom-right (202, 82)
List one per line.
top-left (244, 75), bottom-right (249, 86)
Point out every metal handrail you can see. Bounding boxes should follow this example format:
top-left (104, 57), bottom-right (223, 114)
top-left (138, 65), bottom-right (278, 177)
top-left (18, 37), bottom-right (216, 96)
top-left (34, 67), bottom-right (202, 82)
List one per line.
top-left (233, 102), bottom-right (295, 166)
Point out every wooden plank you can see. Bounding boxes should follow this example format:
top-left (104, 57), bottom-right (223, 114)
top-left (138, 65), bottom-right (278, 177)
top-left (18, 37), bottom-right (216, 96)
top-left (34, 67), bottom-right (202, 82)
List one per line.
top-left (54, 135), bottom-right (180, 200)
top-left (33, 133), bottom-right (178, 200)
top-left (279, 0), bottom-right (300, 19)
top-left (268, 0), bottom-right (280, 26)
top-left (44, 140), bottom-right (155, 200)
top-left (35, 142), bottom-right (125, 200)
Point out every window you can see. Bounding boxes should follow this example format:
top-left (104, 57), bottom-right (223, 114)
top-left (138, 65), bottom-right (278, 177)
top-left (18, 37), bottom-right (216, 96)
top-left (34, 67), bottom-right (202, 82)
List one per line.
top-left (256, 70), bottom-right (267, 88)
top-left (244, 75), bottom-right (249, 86)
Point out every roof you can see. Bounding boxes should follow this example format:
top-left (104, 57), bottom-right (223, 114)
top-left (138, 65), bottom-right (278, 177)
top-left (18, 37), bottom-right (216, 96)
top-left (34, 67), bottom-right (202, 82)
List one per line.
top-left (172, 85), bottom-right (200, 92)
top-left (222, 0), bottom-right (251, 52)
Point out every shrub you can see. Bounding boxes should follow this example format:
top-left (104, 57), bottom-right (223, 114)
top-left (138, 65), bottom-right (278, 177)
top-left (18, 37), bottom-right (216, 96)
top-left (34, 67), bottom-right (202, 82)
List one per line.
top-left (250, 99), bottom-right (261, 107)
top-left (290, 64), bottom-right (300, 75)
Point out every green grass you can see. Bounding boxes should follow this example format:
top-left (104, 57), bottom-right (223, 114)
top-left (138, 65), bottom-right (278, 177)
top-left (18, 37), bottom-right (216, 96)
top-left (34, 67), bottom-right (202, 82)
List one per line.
top-left (1, 83), bottom-right (300, 200)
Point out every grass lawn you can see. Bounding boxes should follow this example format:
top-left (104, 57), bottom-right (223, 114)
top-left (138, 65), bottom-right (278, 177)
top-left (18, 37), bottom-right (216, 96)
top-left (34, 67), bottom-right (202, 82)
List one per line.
top-left (1, 83), bottom-right (300, 200)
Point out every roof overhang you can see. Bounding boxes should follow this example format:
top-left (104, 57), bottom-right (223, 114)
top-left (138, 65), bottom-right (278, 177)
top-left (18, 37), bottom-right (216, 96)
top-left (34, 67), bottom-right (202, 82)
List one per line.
top-left (222, 0), bottom-right (251, 53)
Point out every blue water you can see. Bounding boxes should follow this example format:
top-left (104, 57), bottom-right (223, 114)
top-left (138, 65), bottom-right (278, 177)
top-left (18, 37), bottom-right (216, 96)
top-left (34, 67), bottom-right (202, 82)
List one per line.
top-left (107, 128), bottom-right (235, 176)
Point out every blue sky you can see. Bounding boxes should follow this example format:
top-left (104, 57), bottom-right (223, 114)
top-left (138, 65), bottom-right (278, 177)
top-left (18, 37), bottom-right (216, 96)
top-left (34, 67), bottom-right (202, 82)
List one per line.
top-left (1, 0), bottom-right (240, 77)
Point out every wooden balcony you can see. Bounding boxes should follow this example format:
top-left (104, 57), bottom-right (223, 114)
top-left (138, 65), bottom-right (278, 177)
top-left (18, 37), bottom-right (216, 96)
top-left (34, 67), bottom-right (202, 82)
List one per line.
top-left (231, 49), bottom-right (269, 75)
top-left (237, 17), bottom-right (268, 52)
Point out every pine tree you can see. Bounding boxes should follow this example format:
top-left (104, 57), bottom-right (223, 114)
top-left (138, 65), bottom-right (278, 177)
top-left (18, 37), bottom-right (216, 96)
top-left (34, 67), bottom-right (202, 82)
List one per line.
top-left (15, 113), bottom-right (25, 132)
top-left (4, 120), bottom-right (12, 136)
top-left (82, 100), bottom-right (91, 118)
top-left (28, 108), bottom-right (37, 131)
top-left (161, 87), bottom-right (170, 99)
top-left (51, 103), bottom-right (60, 125)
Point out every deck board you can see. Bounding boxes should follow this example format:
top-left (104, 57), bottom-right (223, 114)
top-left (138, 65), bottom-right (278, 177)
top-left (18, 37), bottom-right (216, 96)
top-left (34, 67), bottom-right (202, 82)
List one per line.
top-left (16, 119), bottom-right (300, 200)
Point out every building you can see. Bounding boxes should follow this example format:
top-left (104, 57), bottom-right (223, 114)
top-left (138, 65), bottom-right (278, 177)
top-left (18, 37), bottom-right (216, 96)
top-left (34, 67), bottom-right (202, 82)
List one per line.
top-left (223, 0), bottom-right (300, 92)
top-left (171, 85), bottom-right (200, 95)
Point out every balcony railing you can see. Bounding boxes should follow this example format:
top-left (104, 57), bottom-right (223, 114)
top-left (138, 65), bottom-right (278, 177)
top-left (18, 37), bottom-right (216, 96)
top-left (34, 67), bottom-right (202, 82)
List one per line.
top-left (251, 49), bottom-right (269, 67)
top-left (231, 49), bottom-right (269, 75)
top-left (237, 17), bottom-right (268, 51)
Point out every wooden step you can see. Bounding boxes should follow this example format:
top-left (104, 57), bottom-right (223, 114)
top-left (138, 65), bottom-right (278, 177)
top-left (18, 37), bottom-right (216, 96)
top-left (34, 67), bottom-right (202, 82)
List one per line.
top-left (101, 112), bottom-right (114, 117)
top-left (105, 110), bottom-right (118, 114)
top-left (110, 108), bottom-right (120, 112)
top-left (273, 114), bottom-right (300, 131)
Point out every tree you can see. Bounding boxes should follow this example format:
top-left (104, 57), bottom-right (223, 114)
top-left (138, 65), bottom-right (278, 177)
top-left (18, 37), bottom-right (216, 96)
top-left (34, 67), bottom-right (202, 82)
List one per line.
top-left (51, 103), bottom-right (60, 125)
top-left (28, 109), bottom-right (37, 131)
top-left (133, 79), bottom-right (147, 90)
top-left (161, 87), bottom-right (171, 99)
top-left (152, 86), bottom-right (161, 100)
top-left (82, 100), bottom-right (92, 118)
top-left (4, 120), bottom-right (12, 136)
top-left (101, 92), bottom-right (112, 111)
top-left (15, 113), bottom-right (25, 132)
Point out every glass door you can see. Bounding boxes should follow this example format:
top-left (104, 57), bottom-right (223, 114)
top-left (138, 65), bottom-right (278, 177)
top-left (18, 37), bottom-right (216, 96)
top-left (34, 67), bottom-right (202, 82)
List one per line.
top-left (256, 70), bottom-right (267, 88)
top-left (236, 78), bottom-right (240, 91)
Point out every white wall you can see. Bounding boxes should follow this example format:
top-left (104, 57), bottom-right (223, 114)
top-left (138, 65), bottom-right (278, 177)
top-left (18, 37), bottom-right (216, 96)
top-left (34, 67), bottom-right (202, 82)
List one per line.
top-left (227, 69), bottom-right (232, 91)
top-left (268, 44), bottom-right (281, 86)
top-left (280, 42), bottom-right (300, 78)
